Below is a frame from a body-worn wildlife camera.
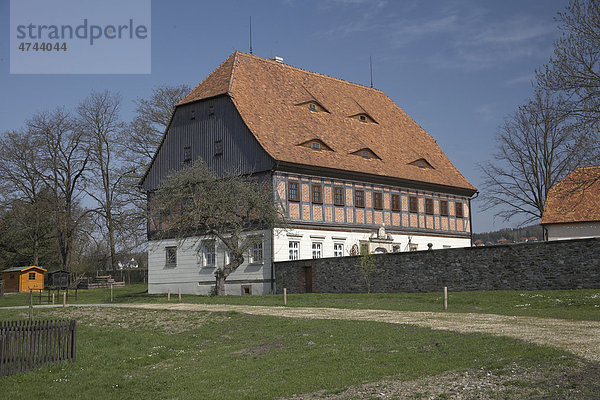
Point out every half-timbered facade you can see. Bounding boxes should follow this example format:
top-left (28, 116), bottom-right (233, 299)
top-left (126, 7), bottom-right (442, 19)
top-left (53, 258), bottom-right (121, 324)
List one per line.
top-left (141, 51), bottom-right (477, 295)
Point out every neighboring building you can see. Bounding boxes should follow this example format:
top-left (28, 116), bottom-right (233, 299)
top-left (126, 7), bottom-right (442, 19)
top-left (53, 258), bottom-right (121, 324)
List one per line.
top-left (47, 270), bottom-right (70, 288)
top-left (141, 51), bottom-right (478, 295)
top-left (1, 266), bottom-right (46, 293)
top-left (542, 166), bottom-right (600, 240)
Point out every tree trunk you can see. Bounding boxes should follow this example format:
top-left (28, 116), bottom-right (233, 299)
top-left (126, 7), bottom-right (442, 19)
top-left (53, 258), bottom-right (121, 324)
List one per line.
top-left (214, 261), bottom-right (241, 296)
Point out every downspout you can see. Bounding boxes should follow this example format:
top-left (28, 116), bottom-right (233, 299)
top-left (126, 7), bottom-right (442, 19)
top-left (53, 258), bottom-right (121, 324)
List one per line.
top-left (469, 191), bottom-right (479, 247)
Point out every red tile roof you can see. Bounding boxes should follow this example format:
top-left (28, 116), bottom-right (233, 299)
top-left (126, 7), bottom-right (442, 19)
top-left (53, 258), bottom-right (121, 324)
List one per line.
top-left (179, 51), bottom-right (476, 194)
top-left (541, 166), bottom-right (600, 224)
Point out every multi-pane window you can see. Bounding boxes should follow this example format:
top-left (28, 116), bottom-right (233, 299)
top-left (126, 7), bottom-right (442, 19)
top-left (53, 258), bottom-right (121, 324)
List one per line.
top-left (455, 202), bottom-right (464, 218)
top-left (312, 242), bottom-right (322, 259)
top-left (311, 142), bottom-right (321, 151)
top-left (355, 190), bottom-right (365, 208)
top-left (391, 194), bottom-right (401, 211)
top-left (333, 186), bottom-right (345, 206)
top-left (250, 241), bottom-right (263, 263)
top-left (166, 246), bottom-right (177, 267)
top-left (214, 140), bottom-right (223, 156)
top-left (440, 200), bottom-right (449, 216)
top-left (29, 272), bottom-right (36, 280)
top-left (183, 146), bottom-right (191, 163)
top-left (203, 240), bottom-right (216, 267)
top-left (311, 184), bottom-right (322, 204)
top-left (409, 196), bottom-right (418, 213)
top-left (373, 192), bottom-right (383, 210)
top-left (289, 241), bottom-right (299, 260)
top-left (425, 198), bottom-right (434, 215)
top-left (288, 181), bottom-right (299, 202)
top-left (334, 243), bottom-right (344, 257)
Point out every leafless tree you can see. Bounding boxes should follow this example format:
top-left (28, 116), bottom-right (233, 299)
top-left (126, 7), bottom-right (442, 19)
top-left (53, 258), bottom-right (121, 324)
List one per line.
top-left (536, 0), bottom-right (600, 158)
top-left (479, 91), bottom-right (587, 224)
top-left (27, 108), bottom-right (90, 271)
top-left (152, 160), bottom-right (285, 295)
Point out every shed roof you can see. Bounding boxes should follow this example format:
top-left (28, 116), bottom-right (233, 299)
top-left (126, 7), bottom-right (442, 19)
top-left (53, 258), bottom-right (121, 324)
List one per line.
top-left (541, 166), bottom-right (600, 225)
top-left (2, 266), bottom-right (47, 273)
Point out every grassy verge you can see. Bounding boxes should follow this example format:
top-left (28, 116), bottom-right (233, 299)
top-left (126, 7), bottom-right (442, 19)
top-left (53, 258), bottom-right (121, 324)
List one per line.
top-left (0, 307), bottom-right (598, 399)
top-left (1, 284), bottom-right (599, 321)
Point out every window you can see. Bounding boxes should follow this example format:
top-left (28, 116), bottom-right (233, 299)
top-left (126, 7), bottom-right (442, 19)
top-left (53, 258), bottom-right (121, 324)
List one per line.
top-left (250, 241), bottom-right (263, 263)
top-left (409, 196), bottom-right (418, 213)
top-left (440, 200), bottom-right (449, 216)
top-left (203, 241), bottom-right (216, 267)
top-left (29, 272), bottom-right (36, 280)
top-left (373, 192), bottom-right (383, 210)
top-left (361, 150), bottom-right (370, 159)
top-left (312, 242), bottom-right (322, 259)
top-left (166, 246), bottom-right (177, 267)
top-left (409, 243), bottom-right (418, 251)
top-left (241, 285), bottom-right (252, 295)
top-left (334, 243), bottom-right (344, 257)
top-left (209, 105), bottom-right (215, 117)
top-left (311, 184), bottom-right (322, 204)
top-left (190, 110), bottom-right (195, 120)
top-left (391, 194), bottom-right (401, 211)
top-left (288, 181), bottom-right (299, 202)
top-left (308, 103), bottom-right (317, 112)
top-left (355, 189), bottom-right (365, 208)
top-left (214, 140), bottom-right (223, 156)
top-left (311, 142), bottom-right (321, 151)
top-left (183, 146), bottom-right (191, 163)
top-left (333, 186), bottom-right (345, 206)
top-left (359, 115), bottom-right (367, 122)
top-left (425, 198), bottom-right (433, 215)
top-left (289, 241), bottom-right (299, 260)
top-left (455, 202), bottom-right (464, 218)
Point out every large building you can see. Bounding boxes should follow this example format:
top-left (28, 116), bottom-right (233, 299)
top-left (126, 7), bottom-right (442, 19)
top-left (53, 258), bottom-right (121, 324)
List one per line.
top-left (141, 51), bottom-right (477, 295)
top-left (542, 166), bottom-right (600, 240)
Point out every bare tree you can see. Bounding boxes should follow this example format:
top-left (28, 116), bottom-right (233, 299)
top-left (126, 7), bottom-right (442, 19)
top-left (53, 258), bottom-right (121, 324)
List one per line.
top-left (78, 91), bottom-right (133, 272)
top-left (126, 84), bottom-right (191, 165)
top-left (479, 91), bottom-right (587, 224)
top-left (536, 0), bottom-right (600, 156)
top-left (152, 160), bottom-right (284, 295)
top-left (28, 108), bottom-right (90, 271)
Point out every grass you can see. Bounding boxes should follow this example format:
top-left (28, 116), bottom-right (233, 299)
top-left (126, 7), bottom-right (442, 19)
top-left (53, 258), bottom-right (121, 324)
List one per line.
top-left (2, 284), bottom-right (599, 321)
top-left (0, 306), bottom-right (598, 399)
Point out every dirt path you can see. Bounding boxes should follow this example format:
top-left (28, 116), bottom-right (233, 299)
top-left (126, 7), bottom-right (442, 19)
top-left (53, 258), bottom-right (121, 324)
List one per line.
top-left (118, 303), bottom-right (600, 362)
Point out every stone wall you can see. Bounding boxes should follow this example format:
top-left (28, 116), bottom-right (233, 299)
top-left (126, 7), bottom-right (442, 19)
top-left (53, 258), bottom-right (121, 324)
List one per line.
top-left (274, 237), bottom-right (600, 293)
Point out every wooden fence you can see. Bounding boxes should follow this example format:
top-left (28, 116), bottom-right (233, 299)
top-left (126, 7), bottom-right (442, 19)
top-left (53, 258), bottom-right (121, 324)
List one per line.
top-left (0, 320), bottom-right (76, 376)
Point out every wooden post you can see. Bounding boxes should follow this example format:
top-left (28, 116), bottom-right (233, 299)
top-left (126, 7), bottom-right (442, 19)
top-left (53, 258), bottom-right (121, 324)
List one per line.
top-left (52, 293), bottom-right (55, 305)
top-left (283, 288), bottom-right (287, 306)
top-left (29, 290), bottom-right (33, 320)
top-left (63, 292), bottom-right (66, 307)
top-left (178, 288), bottom-right (181, 302)
top-left (443, 287), bottom-right (448, 310)
top-left (167, 288), bottom-right (171, 301)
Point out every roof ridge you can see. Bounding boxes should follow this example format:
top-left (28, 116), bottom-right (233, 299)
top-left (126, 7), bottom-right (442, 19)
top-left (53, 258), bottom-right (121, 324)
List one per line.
top-left (236, 51), bottom-right (385, 94)
top-left (227, 51), bottom-right (240, 94)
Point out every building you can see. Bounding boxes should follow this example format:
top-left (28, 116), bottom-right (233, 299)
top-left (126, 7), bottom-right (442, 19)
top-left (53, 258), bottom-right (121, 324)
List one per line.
top-left (1, 266), bottom-right (46, 293)
top-left (541, 166), bottom-right (600, 240)
top-left (47, 270), bottom-right (70, 289)
top-left (141, 51), bottom-right (477, 295)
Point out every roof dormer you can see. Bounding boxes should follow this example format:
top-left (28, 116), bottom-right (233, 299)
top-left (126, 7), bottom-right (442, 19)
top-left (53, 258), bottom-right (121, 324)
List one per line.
top-left (408, 158), bottom-right (434, 169)
top-left (351, 148), bottom-right (380, 160)
top-left (296, 100), bottom-right (329, 113)
top-left (349, 112), bottom-right (377, 124)
top-left (298, 139), bottom-right (333, 152)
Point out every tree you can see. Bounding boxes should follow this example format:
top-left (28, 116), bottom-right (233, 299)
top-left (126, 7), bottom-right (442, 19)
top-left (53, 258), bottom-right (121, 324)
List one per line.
top-left (152, 160), bottom-right (285, 295)
top-left (536, 0), bottom-right (600, 156)
top-left (78, 91), bottom-right (131, 272)
top-left (28, 108), bottom-right (90, 271)
top-left (479, 91), bottom-right (587, 224)
top-left (357, 250), bottom-right (377, 293)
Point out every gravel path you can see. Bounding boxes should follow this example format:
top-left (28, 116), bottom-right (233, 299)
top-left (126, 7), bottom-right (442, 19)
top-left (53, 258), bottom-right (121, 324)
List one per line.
top-left (118, 303), bottom-right (600, 362)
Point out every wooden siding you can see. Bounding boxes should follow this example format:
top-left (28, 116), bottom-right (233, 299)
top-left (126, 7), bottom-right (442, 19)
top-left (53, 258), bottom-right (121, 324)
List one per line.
top-left (142, 95), bottom-right (274, 192)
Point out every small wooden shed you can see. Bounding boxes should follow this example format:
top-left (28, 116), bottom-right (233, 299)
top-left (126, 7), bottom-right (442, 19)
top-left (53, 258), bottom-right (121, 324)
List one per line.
top-left (47, 270), bottom-right (70, 288)
top-left (1, 266), bottom-right (46, 293)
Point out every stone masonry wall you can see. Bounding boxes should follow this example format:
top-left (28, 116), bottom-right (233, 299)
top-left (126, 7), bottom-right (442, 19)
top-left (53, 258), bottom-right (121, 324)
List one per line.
top-left (274, 238), bottom-right (600, 293)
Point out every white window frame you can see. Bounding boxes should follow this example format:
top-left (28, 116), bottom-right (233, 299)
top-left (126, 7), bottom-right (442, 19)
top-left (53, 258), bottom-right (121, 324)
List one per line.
top-left (203, 240), bottom-right (216, 267)
top-left (312, 242), bottom-right (322, 259)
top-left (333, 243), bottom-right (344, 257)
top-left (249, 240), bottom-right (264, 264)
top-left (165, 246), bottom-right (177, 267)
top-left (289, 241), bottom-right (299, 260)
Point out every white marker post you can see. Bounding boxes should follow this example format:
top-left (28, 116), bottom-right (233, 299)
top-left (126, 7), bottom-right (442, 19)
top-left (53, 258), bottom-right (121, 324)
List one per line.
top-left (443, 287), bottom-right (448, 310)
top-left (283, 288), bottom-right (287, 306)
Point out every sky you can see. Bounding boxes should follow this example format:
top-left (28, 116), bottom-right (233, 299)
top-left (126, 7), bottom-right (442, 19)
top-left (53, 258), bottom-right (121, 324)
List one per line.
top-left (0, 0), bottom-right (570, 233)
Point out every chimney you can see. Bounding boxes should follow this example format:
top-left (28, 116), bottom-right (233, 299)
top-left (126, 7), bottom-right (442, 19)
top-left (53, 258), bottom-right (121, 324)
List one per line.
top-left (270, 56), bottom-right (284, 64)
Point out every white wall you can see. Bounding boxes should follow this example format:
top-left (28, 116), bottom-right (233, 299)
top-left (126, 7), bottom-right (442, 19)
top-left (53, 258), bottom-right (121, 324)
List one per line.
top-left (273, 227), bottom-right (471, 262)
top-left (546, 222), bottom-right (600, 241)
top-left (148, 229), bottom-right (273, 295)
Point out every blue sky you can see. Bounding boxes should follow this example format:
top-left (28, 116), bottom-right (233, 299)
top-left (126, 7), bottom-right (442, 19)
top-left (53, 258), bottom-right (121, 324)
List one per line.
top-left (0, 0), bottom-right (569, 232)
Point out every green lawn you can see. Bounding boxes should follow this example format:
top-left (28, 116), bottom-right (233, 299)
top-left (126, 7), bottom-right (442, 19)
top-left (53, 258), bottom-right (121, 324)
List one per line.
top-left (2, 284), bottom-right (599, 321)
top-left (0, 306), bottom-right (598, 399)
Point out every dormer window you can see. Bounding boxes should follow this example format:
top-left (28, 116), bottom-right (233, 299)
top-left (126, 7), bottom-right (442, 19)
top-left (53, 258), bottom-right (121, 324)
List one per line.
top-left (298, 139), bottom-right (333, 152)
top-left (296, 100), bottom-right (329, 113)
top-left (361, 151), bottom-right (370, 159)
top-left (349, 112), bottom-right (377, 124)
top-left (311, 142), bottom-right (321, 151)
top-left (359, 115), bottom-right (366, 122)
top-left (409, 158), bottom-right (434, 169)
top-left (309, 103), bottom-right (317, 112)
top-left (351, 148), bottom-right (380, 160)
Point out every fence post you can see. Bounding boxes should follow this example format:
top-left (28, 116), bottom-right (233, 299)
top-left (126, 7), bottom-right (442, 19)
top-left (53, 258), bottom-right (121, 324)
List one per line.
top-left (52, 293), bottom-right (55, 305)
top-left (167, 288), bottom-right (171, 301)
top-left (63, 292), bottom-right (66, 307)
top-left (283, 288), bottom-right (287, 306)
top-left (178, 288), bottom-right (181, 302)
top-left (443, 287), bottom-right (448, 310)
top-left (29, 290), bottom-right (33, 320)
